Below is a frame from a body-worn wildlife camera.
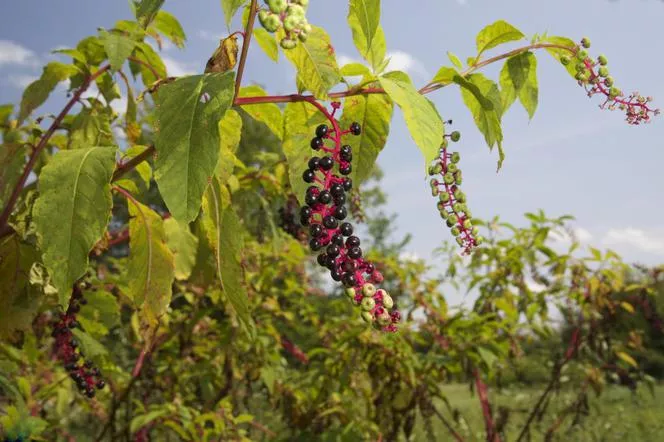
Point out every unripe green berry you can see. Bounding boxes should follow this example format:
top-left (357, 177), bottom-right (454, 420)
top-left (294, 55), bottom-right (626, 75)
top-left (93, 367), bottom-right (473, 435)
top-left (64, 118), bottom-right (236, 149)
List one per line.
top-left (580, 37), bottom-right (591, 49)
top-left (560, 56), bottom-right (570, 66)
top-left (450, 226), bottom-right (460, 236)
top-left (361, 297), bottom-right (376, 311)
top-left (451, 152), bottom-right (461, 163)
top-left (604, 76), bottom-right (614, 87)
top-left (476, 236), bottom-right (485, 245)
top-left (456, 237), bottom-right (464, 246)
top-left (361, 311), bottom-right (374, 323)
top-left (448, 214), bottom-right (458, 225)
top-left (439, 192), bottom-right (450, 203)
top-left (303, 24), bottom-right (312, 34)
top-left (454, 190), bottom-right (465, 203)
top-left (287, 4), bottom-right (305, 16)
top-left (575, 72), bottom-right (587, 82)
top-left (258, 10), bottom-right (269, 25)
top-left (577, 49), bottom-right (588, 60)
top-left (298, 31), bottom-right (308, 42)
top-left (452, 202), bottom-right (463, 212)
top-left (362, 283), bottom-right (377, 297)
top-left (381, 293), bottom-right (394, 309)
top-left (472, 226), bottom-right (480, 236)
top-left (443, 173), bottom-right (455, 185)
top-left (463, 219), bottom-right (473, 230)
top-left (450, 131), bottom-right (461, 142)
top-left (431, 187), bottom-right (439, 197)
top-left (454, 171), bottom-right (462, 185)
top-left (598, 66), bottom-right (609, 78)
top-left (464, 208), bottom-right (472, 218)
top-left (345, 287), bottom-right (356, 299)
top-left (609, 87), bottom-right (621, 98)
top-left (440, 210), bottom-right (449, 220)
top-left (447, 163), bottom-right (458, 173)
top-left (575, 62), bottom-right (586, 73)
top-left (598, 55), bottom-right (608, 66)
top-left (280, 38), bottom-right (297, 49)
top-left (263, 15), bottom-right (281, 33)
top-left (436, 201), bottom-right (445, 211)
top-left (429, 178), bottom-right (438, 188)
top-left (446, 219), bottom-right (454, 228)
top-left (283, 15), bottom-right (299, 32)
top-left (377, 311), bottom-right (391, 326)
top-left (268, 0), bottom-right (287, 13)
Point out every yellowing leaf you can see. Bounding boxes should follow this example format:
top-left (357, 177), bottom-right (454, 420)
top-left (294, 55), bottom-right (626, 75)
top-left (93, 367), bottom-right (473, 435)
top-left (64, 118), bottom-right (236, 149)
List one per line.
top-left (620, 301), bottom-right (635, 314)
top-left (205, 35), bottom-right (239, 74)
top-left (238, 85), bottom-right (283, 139)
top-left (33, 147), bottom-right (117, 306)
top-left (616, 351), bottom-right (638, 368)
top-left (476, 20), bottom-right (525, 58)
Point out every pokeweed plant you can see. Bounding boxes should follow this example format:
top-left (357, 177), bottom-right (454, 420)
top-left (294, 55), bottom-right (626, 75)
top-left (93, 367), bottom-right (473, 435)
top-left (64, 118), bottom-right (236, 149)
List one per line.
top-left (0, 0), bottom-right (660, 440)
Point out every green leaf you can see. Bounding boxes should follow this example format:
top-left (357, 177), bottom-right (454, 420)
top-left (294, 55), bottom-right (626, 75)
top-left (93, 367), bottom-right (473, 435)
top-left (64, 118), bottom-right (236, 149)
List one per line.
top-left (77, 290), bottom-right (120, 339)
top-left (253, 28), bottom-right (278, 62)
top-left (131, 409), bottom-right (170, 433)
top-left (100, 30), bottom-right (137, 71)
top-left (71, 329), bottom-right (108, 358)
top-left (347, 0), bottom-right (385, 71)
top-left (164, 218), bottom-right (198, 280)
top-left (135, 0), bottom-right (165, 28)
top-left (431, 66), bottom-right (458, 86)
top-left (221, 0), bottom-right (247, 28)
top-left (0, 236), bottom-right (42, 338)
top-left (131, 42), bottom-right (167, 85)
top-left (499, 51), bottom-right (538, 119)
top-left (616, 351), bottom-right (638, 368)
top-left (339, 94), bottom-right (393, 184)
top-left (152, 10), bottom-right (187, 48)
top-left (201, 178), bottom-right (255, 338)
top-left (33, 147), bottom-right (117, 306)
top-left (340, 63), bottom-right (372, 77)
top-left (281, 26), bottom-right (341, 99)
top-left (127, 198), bottom-right (175, 334)
top-left (476, 20), bottom-right (525, 58)
top-left (542, 35), bottom-right (577, 78)
top-left (379, 71), bottom-right (443, 169)
top-left (122, 145), bottom-right (153, 186)
top-left (153, 72), bottom-right (235, 222)
top-left (18, 62), bottom-right (79, 123)
top-left (283, 101), bottom-right (327, 205)
top-left (458, 73), bottom-right (505, 169)
top-left (68, 105), bottom-right (114, 150)
top-left (237, 85), bottom-right (283, 140)
top-left (447, 51), bottom-right (463, 70)
top-left (217, 109), bottom-right (242, 182)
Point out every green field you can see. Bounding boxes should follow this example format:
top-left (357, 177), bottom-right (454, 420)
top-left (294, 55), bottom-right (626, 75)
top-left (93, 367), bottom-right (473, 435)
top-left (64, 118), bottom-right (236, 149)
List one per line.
top-left (414, 384), bottom-right (664, 441)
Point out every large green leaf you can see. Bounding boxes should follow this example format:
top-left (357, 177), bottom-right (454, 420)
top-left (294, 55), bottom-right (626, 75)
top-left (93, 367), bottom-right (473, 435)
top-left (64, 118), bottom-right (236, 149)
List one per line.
top-left (237, 85), bottom-right (283, 139)
top-left (201, 178), bottom-right (255, 338)
top-left (18, 62), bottom-right (79, 123)
top-left (253, 28), bottom-right (278, 62)
top-left (0, 236), bottom-right (42, 338)
top-left (475, 20), bottom-right (525, 59)
top-left (33, 147), bottom-right (117, 306)
top-left (283, 101), bottom-right (327, 205)
top-left (379, 71), bottom-right (443, 169)
top-left (281, 26), bottom-right (340, 99)
top-left (77, 290), bottom-right (120, 339)
top-left (221, 0), bottom-right (247, 28)
top-left (153, 72), bottom-right (235, 223)
top-left (339, 94), bottom-right (393, 184)
top-left (100, 30), bottom-right (137, 71)
top-left (347, 0), bottom-right (386, 71)
top-left (135, 0), bottom-right (165, 28)
top-left (542, 35), bottom-right (578, 78)
top-left (152, 10), bottom-right (186, 48)
top-left (68, 105), bottom-right (114, 150)
top-left (499, 51), bottom-right (538, 119)
top-left (164, 218), bottom-right (198, 280)
top-left (127, 199), bottom-right (175, 336)
top-left (458, 73), bottom-right (505, 169)
top-left (217, 109), bottom-right (242, 183)
top-left (130, 42), bottom-right (167, 85)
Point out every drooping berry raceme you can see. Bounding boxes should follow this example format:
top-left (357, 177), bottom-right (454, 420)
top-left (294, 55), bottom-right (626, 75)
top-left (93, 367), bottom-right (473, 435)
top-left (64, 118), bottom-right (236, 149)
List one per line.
top-left (560, 38), bottom-right (659, 125)
top-left (428, 129), bottom-right (483, 255)
top-left (278, 194), bottom-right (308, 242)
top-left (51, 283), bottom-right (105, 398)
top-left (300, 101), bottom-right (400, 332)
top-left (257, 0), bottom-right (312, 49)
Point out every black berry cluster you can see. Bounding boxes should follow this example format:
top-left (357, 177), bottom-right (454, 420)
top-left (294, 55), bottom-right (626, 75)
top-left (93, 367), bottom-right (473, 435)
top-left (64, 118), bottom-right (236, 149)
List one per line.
top-left (278, 195), bottom-right (307, 242)
top-left (560, 38), bottom-right (659, 125)
top-left (299, 103), bottom-right (400, 331)
top-left (51, 283), bottom-right (105, 398)
top-left (428, 128), bottom-right (483, 255)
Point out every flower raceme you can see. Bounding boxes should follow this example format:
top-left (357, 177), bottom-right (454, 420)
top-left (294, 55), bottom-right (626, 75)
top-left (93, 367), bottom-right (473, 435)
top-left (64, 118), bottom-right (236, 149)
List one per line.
top-left (561, 38), bottom-right (659, 125)
top-left (51, 283), bottom-right (105, 398)
top-left (299, 102), bottom-right (401, 332)
top-left (428, 129), bottom-right (483, 255)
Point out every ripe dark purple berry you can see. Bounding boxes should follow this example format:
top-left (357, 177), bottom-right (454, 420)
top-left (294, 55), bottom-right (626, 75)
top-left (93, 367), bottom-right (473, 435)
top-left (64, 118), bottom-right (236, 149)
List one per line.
top-left (330, 268), bottom-right (343, 281)
top-left (311, 137), bottom-right (323, 150)
top-left (333, 206), bottom-right (347, 220)
top-left (316, 124), bottom-right (329, 138)
top-left (330, 183), bottom-right (344, 197)
top-left (317, 190), bottom-right (332, 204)
top-left (305, 193), bottom-right (318, 207)
top-left (348, 246), bottom-right (362, 259)
top-left (319, 156), bottom-right (334, 170)
top-left (333, 193), bottom-right (346, 205)
top-left (326, 244), bottom-right (340, 257)
top-left (342, 178), bottom-right (352, 191)
top-left (308, 157), bottom-right (320, 170)
top-left (317, 253), bottom-right (328, 267)
top-left (331, 233), bottom-right (345, 246)
top-left (346, 236), bottom-right (360, 248)
top-left (340, 145), bottom-right (352, 161)
top-left (86, 388), bottom-right (95, 398)
top-left (310, 224), bottom-right (324, 238)
top-left (300, 206), bottom-right (312, 218)
top-left (302, 169), bottom-right (315, 183)
top-left (350, 122), bottom-right (361, 135)
top-left (340, 222), bottom-right (353, 236)
top-left (310, 238), bottom-right (322, 251)
top-left (96, 380), bottom-right (105, 389)
top-left (342, 272), bottom-right (358, 287)
top-left (342, 260), bottom-right (357, 273)
top-left (324, 255), bottom-right (337, 268)
top-left (339, 163), bottom-right (352, 176)
top-left (323, 215), bottom-right (338, 229)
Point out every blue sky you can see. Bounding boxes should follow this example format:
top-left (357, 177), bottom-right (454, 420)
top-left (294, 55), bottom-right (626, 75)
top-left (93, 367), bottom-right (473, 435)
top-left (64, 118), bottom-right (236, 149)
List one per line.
top-left (1, 0), bottom-right (664, 304)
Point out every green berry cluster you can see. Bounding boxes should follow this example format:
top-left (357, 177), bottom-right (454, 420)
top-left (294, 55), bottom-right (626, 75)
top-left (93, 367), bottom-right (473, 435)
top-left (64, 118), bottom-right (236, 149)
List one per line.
top-left (559, 37), bottom-right (659, 125)
top-left (428, 129), bottom-right (483, 254)
top-left (257, 0), bottom-right (312, 49)
top-left (344, 283), bottom-right (400, 329)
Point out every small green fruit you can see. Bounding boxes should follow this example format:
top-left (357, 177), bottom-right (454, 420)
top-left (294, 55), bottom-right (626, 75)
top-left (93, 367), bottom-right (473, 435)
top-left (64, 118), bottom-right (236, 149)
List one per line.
top-left (377, 311), bottom-right (391, 326)
top-left (443, 173), bottom-right (454, 185)
top-left (283, 15), bottom-right (299, 32)
top-left (345, 287), bottom-right (356, 299)
top-left (361, 311), bottom-right (374, 323)
top-left (463, 219), bottom-right (473, 230)
top-left (453, 190), bottom-right (465, 203)
top-left (560, 56), bottom-right (570, 66)
top-left (577, 49), bottom-right (588, 60)
top-left (580, 37), bottom-right (591, 48)
top-left (450, 226), bottom-right (460, 236)
top-left (454, 170), bottom-right (462, 185)
top-left (609, 87), bottom-right (621, 98)
top-left (436, 201), bottom-right (445, 211)
top-left (286, 4), bottom-right (305, 16)
top-left (456, 237), bottom-right (464, 247)
top-left (448, 214), bottom-right (458, 225)
top-left (439, 192), bottom-right (450, 203)
top-left (450, 131), bottom-right (461, 142)
top-left (451, 152), bottom-right (461, 163)
top-left (431, 187), bottom-right (439, 197)
top-left (381, 294), bottom-right (394, 310)
top-left (361, 297), bottom-right (376, 311)
top-left (598, 66), bottom-right (609, 78)
top-left (280, 38), bottom-right (297, 49)
top-left (362, 283), bottom-right (377, 297)
top-left (268, 0), bottom-right (287, 13)
top-left (604, 76), bottom-right (614, 87)
top-left (263, 15), bottom-right (281, 32)
top-left (575, 62), bottom-right (586, 72)
top-left (447, 163), bottom-right (458, 173)
top-left (598, 55), bottom-right (608, 66)
top-left (439, 210), bottom-right (449, 220)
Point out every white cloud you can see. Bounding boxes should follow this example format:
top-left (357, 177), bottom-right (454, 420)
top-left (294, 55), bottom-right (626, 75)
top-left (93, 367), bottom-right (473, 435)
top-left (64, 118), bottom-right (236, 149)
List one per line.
top-left (0, 40), bottom-right (38, 67)
top-left (198, 30), bottom-right (223, 42)
top-left (162, 56), bottom-right (197, 76)
top-left (602, 228), bottom-right (664, 255)
top-left (548, 226), bottom-right (593, 244)
top-left (7, 74), bottom-right (38, 88)
top-left (399, 251), bottom-right (421, 263)
top-left (335, 50), bottom-right (429, 79)
top-left (80, 83), bottom-right (128, 115)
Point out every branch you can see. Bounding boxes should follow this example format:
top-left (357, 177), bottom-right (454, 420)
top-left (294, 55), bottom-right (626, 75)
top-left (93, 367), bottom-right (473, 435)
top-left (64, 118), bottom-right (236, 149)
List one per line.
top-left (234, 0), bottom-right (258, 101)
top-left (0, 64), bottom-right (111, 234)
top-left (432, 406), bottom-right (465, 442)
top-left (474, 368), bottom-right (500, 442)
top-left (111, 145), bottom-right (156, 182)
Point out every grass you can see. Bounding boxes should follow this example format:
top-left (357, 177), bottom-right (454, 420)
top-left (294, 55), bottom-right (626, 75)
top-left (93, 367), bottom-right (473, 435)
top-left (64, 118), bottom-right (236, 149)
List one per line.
top-left (414, 383), bottom-right (664, 441)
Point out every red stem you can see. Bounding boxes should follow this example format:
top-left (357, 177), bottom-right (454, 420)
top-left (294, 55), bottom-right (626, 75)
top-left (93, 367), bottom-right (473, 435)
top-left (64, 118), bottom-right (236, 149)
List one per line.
top-left (474, 368), bottom-right (500, 442)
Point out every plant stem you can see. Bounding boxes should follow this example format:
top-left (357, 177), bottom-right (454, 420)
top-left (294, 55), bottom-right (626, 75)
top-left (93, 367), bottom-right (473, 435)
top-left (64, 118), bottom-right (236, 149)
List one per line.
top-left (111, 145), bottom-right (156, 182)
top-left (234, 0), bottom-right (258, 101)
top-left (474, 368), bottom-right (500, 442)
top-left (0, 64), bottom-right (111, 234)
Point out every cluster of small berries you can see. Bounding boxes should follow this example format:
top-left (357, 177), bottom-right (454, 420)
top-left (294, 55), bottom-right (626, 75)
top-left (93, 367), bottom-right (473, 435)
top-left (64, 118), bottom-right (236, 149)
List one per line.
top-left (257, 0), bottom-right (311, 49)
top-left (560, 38), bottom-right (659, 125)
top-left (428, 128), bottom-right (483, 255)
top-left (278, 195), bottom-right (307, 242)
top-left (299, 103), bottom-right (400, 331)
top-left (51, 283), bottom-right (105, 398)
